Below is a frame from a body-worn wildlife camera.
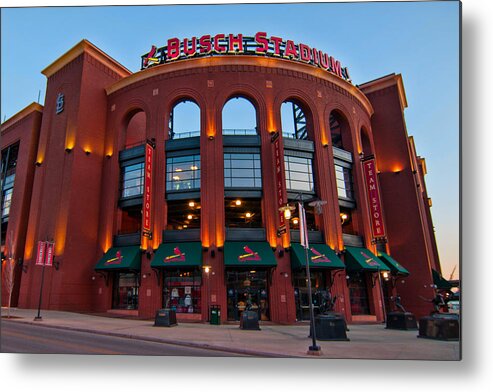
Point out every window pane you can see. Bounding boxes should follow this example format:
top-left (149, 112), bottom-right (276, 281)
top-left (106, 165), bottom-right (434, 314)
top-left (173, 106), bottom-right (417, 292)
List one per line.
top-left (224, 153), bottom-right (262, 189)
top-left (1, 188), bottom-right (13, 217)
top-left (285, 155), bottom-right (314, 192)
top-left (121, 162), bottom-right (144, 198)
top-left (166, 155), bottom-right (201, 192)
top-left (166, 199), bottom-right (201, 230)
top-left (231, 178), bottom-right (256, 187)
top-left (334, 164), bottom-right (353, 200)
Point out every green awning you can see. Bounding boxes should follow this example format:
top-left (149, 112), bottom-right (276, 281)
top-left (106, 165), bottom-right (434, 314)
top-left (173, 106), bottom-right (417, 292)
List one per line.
top-left (94, 246), bottom-right (141, 271)
top-left (377, 251), bottom-right (410, 276)
top-left (291, 243), bottom-right (345, 269)
top-left (344, 246), bottom-right (390, 272)
top-left (224, 242), bottom-right (277, 267)
top-left (151, 242), bottom-right (202, 268)
top-left (432, 269), bottom-right (452, 290)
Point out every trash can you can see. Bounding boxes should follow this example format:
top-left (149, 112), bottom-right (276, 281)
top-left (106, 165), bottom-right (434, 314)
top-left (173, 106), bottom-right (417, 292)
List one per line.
top-left (154, 309), bottom-right (177, 327)
top-left (210, 305), bottom-right (221, 325)
top-left (240, 310), bottom-right (260, 330)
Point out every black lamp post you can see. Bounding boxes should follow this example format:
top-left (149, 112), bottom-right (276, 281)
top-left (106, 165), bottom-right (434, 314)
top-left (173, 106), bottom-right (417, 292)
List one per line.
top-left (281, 193), bottom-right (326, 355)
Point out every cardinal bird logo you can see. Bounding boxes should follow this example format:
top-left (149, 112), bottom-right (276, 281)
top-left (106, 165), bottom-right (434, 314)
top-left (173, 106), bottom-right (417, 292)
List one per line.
top-left (361, 251), bottom-right (379, 266)
top-left (106, 250), bottom-right (123, 265)
top-left (310, 247), bottom-right (330, 263)
top-left (164, 247), bottom-right (186, 262)
top-left (238, 245), bottom-right (261, 262)
top-left (143, 45), bottom-right (159, 68)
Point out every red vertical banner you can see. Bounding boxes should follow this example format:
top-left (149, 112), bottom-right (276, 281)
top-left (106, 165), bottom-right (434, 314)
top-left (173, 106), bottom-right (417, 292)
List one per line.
top-left (362, 158), bottom-right (386, 239)
top-left (45, 242), bottom-right (55, 267)
top-left (142, 141), bottom-right (154, 239)
top-left (35, 241), bottom-right (46, 266)
top-left (272, 132), bottom-right (286, 235)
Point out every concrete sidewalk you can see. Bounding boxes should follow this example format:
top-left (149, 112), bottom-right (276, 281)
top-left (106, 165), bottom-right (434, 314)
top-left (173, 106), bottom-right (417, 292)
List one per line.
top-left (1, 307), bottom-right (460, 360)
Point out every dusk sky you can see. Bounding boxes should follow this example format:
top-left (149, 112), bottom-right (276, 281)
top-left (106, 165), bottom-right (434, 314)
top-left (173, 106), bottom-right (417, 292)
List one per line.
top-left (1, 1), bottom-right (460, 279)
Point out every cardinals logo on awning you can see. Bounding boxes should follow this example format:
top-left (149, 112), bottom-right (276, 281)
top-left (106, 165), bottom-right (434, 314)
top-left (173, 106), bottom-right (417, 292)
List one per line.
top-left (164, 247), bottom-right (186, 263)
top-left (361, 251), bottom-right (379, 267)
top-left (238, 245), bottom-right (261, 262)
top-left (310, 247), bottom-right (330, 263)
top-left (106, 250), bottom-right (123, 265)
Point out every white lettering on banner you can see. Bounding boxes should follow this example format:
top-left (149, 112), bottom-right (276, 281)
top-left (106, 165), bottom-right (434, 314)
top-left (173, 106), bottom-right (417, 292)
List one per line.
top-left (142, 142), bottom-right (154, 238)
top-left (35, 241), bottom-right (46, 266)
top-left (362, 158), bottom-right (386, 239)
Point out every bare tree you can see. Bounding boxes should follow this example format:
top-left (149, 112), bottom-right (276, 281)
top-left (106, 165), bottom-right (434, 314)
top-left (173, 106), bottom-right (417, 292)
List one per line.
top-left (3, 231), bottom-right (16, 318)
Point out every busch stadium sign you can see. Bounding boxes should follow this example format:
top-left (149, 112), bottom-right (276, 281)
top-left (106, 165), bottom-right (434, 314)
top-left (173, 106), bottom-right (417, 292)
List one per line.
top-left (141, 32), bottom-right (351, 82)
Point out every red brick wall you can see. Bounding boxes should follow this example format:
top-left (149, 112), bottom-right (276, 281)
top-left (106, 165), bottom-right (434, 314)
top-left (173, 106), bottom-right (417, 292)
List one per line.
top-left (361, 81), bottom-right (437, 318)
top-left (1, 104), bottom-right (42, 307)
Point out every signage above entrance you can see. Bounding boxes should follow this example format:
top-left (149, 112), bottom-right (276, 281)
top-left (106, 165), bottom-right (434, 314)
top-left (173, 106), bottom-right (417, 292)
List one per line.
top-left (141, 32), bottom-right (351, 82)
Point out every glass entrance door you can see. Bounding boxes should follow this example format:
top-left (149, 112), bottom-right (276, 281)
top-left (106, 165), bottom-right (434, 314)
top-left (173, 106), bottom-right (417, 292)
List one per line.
top-left (226, 270), bottom-right (269, 321)
top-left (112, 272), bottom-right (139, 310)
top-left (293, 270), bottom-right (327, 321)
top-left (348, 272), bottom-right (371, 315)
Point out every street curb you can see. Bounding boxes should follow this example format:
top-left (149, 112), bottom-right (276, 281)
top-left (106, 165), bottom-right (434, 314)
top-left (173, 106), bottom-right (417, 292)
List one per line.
top-left (2, 318), bottom-right (301, 358)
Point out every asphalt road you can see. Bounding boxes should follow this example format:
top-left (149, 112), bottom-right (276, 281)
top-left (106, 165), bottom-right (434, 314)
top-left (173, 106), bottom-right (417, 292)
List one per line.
top-left (0, 320), bottom-right (246, 356)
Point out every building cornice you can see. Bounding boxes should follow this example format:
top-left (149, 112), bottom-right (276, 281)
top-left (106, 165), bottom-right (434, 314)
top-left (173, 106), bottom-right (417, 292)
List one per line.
top-left (358, 73), bottom-right (408, 111)
top-left (1, 102), bottom-right (43, 133)
top-left (106, 55), bottom-right (374, 117)
top-left (41, 39), bottom-right (132, 79)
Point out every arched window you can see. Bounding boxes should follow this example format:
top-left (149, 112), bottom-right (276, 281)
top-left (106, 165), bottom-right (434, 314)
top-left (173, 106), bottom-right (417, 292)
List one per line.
top-left (222, 97), bottom-right (262, 228)
top-left (222, 97), bottom-right (257, 136)
top-left (360, 127), bottom-right (373, 157)
top-left (124, 110), bottom-right (146, 149)
top-left (329, 110), bottom-right (355, 201)
top-left (281, 101), bottom-right (308, 140)
top-left (169, 100), bottom-right (200, 139)
top-left (281, 99), bottom-right (317, 230)
top-left (329, 111), bottom-right (352, 151)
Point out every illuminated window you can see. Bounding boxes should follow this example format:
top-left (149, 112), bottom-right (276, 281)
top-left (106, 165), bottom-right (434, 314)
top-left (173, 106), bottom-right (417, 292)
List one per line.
top-left (225, 198), bottom-right (262, 228)
top-left (166, 199), bottom-right (201, 230)
top-left (163, 270), bottom-right (202, 314)
top-left (120, 163), bottom-right (144, 198)
top-left (224, 153), bottom-right (262, 188)
top-left (1, 182), bottom-right (14, 218)
top-left (335, 164), bottom-right (354, 200)
top-left (284, 155), bottom-right (314, 192)
top-left (166, 155), bottom-right (201, 191)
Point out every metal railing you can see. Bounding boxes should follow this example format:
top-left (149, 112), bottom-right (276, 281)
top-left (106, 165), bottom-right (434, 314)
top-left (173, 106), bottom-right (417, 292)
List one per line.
top-left (222, 128), bottom-right (257, 136)
top-left (172, 131), bottom-right (201, 139)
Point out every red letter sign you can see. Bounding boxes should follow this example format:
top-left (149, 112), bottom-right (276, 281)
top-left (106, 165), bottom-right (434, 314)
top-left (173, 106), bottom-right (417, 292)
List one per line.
top-left (142, 141), bottom-right (154, 239)
top-left (45, 242), bottom-right (54, 267)
top-left (362, 158), bottom-right (386, 239)
top-left (255, 32), bottom-right (269, 53)
top-left (272, 133), bottom-right (286, 235)
top-left (167, 37), bottom-right (181, 60)
top-left (35, 241), bottom-right (46, 266)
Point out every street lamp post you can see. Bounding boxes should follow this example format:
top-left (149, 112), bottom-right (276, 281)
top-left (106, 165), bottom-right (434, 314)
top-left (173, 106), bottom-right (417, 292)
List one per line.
top-left (281, 193), bottom-right (325, 355)
top-left (378, 269), bottom-right (388, 323)
top-left (203, 265), bottom-right (212, 322)
top-left (302, 223), bottom-right (320, 353)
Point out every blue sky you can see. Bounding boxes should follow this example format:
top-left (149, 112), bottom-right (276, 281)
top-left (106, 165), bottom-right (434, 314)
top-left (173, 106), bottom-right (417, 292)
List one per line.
top-left (1, 1), bottom-right (460, 278)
